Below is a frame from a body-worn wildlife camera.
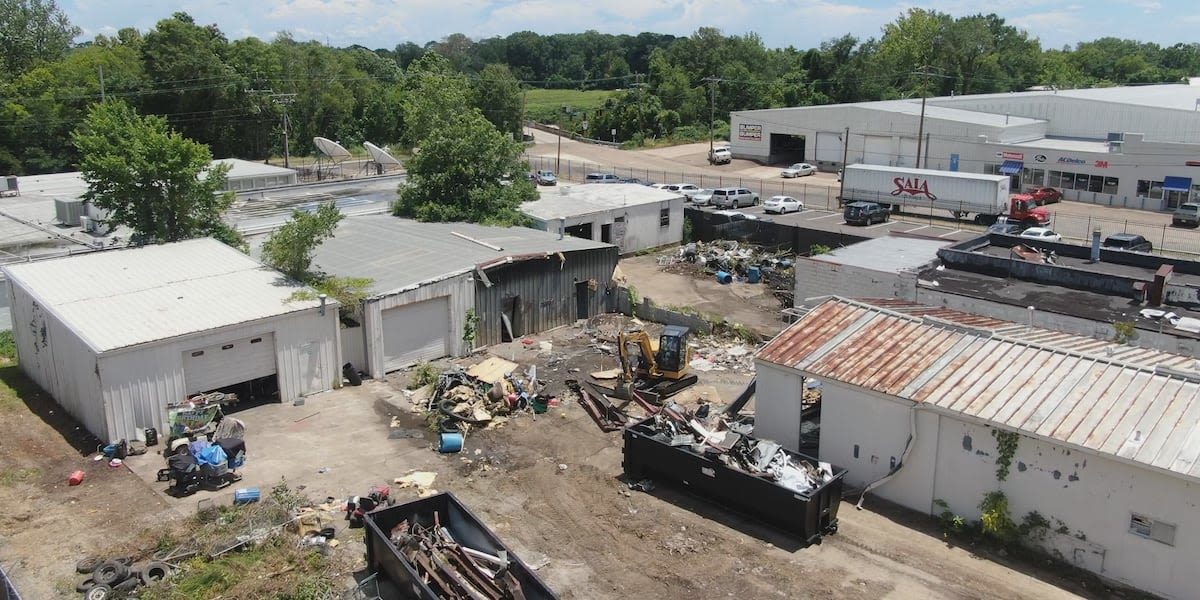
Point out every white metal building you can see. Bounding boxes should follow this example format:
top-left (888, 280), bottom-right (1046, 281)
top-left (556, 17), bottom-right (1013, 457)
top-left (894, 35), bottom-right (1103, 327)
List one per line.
top-left (731, 83), bottom-right (1200, 211)
top-left (793, 236), bottom-right (949, 305)
top-left (211, 158), bottom-right (298, 191)
top-left (312, 215), bottom-right (618, 379)
top-left (756, 297), bottom-right (1200, 599)
top-left (521, 183), bottom-right (685, 254)
top-left (1, 238), bottom-right (340, 443)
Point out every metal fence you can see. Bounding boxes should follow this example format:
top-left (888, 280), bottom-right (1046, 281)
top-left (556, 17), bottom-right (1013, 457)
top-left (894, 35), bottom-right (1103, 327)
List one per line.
top-left (527, 153), bottom-right (1200, 256)
top-left (1, 562), bottom-right (22, 600)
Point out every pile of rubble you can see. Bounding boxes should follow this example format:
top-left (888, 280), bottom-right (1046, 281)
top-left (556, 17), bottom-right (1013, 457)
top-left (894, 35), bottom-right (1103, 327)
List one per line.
top-left (687, 337), bottom-right (755, 373)
top-left (642, 402), bottom-right (835, 495)
top-left (388, 517), bottom-right (527, 600)
top-left (421, 358), bottom-right (555, 437)
top-left (661, 240), bottom-right (796, 307)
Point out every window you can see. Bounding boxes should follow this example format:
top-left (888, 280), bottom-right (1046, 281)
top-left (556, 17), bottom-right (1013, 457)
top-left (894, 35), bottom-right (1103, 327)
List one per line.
top-left (190, 350), bottom-right (204, 357)
top-left (1130, 513), bottom-right (1176, 546)
top-left (1138, 180), bottom-right (1165, 200)
top-left (660, 208), bottom-right (670, 228)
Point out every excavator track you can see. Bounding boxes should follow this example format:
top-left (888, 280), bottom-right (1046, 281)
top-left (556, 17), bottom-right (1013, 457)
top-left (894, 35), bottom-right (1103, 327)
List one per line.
top-left (641, 374), bottom-right (699, 400)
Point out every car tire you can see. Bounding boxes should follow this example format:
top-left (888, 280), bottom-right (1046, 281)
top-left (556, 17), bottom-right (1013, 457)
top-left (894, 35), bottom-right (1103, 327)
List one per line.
top-left (138, 561), bottom-right (172, 585)
top-left (76, 557), bottom-right (103, 574)
top-left (85, 584), bottom-right (113, 600)
top-left (92, 561), bottom-right (129, 586)
top-left (76, 578), bottom-right (96, 593)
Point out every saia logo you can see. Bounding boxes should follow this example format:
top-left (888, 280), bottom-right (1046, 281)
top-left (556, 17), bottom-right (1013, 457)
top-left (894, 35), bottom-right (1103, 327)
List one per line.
top-left (891, 177), bottom-right (937, 201)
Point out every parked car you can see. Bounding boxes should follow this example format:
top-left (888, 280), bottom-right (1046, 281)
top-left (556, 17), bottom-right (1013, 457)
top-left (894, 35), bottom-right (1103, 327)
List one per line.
top-left (1018, 227), bottom-right (1063, 242)
top-left (1172, 202), bottom-right (1200, 227)
top-left (712, 210), bottom-right (773, 223)
top-left (533, 170), bottom-right (557, 186)
top-left (987, 221), bottom-right (1023, 235)
top-left (691, 189), bottom-right (715, 206)
top-left (709, 146), bottom-right (732, 164)
top-left (1102, 233), bottom-right (1153, 252)
top-left (763, 195), bottom-right (803, 214)
top-left (657, 183), bottom-right (702, 199)
top-left (585, 173), bottom-right (622, 183)
top-left (843, 201), bottom-right (889, 225)
top-left (1026, 187), bottom-right (1063, 205)
top-left (623, 177), bottom-right (656, 186)
top-left (710, 187), bottom-right (759, 209)
top-left (781, 163), bottom-right (817, 178)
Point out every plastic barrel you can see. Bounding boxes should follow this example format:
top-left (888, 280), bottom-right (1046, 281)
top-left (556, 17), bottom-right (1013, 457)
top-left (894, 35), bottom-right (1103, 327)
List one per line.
top-left (716, 271), bottom-right (733, 284)
top-left (438, 432), bottom-right (464, 453)
top-left (747, 266), bottom-right (761, 284)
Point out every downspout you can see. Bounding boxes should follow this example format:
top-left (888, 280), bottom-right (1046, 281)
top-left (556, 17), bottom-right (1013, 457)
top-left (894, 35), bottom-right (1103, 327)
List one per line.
top-left (856, 402), bottom-right (919, 510)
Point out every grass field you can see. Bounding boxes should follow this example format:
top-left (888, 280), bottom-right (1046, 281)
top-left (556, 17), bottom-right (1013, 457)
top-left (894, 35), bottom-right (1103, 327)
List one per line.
top-left (524, 88), bottom-right (615, 122)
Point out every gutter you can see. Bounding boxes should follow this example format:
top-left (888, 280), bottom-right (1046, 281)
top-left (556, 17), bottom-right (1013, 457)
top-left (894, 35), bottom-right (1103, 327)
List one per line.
top-left (856, 401), bottom-right (920, 510)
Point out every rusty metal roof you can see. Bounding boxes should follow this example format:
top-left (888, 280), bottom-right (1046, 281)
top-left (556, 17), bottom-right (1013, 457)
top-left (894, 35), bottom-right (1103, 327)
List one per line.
top-left (758, 297), bottom-right (1200, 481)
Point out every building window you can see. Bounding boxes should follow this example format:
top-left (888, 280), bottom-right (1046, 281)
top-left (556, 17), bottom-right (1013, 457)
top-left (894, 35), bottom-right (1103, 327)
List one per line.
top-left (1103, 177), bottom-right (1120, 195)
top-left (1130, 513), bottom-right (1176, 546)
top-left (660, 208), bottom-right (670, 228)
top-left (1137, 180), bottom-right (1165, 200)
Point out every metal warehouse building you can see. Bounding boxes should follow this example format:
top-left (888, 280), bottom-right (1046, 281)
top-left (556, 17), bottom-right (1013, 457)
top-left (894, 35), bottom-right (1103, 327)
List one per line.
top-left (730, 83), bottom-right (1200, 211)
top-left (1, 238), bottom-right (341, 443)
top-left (312, 215), bottom-right (618, 379)
top-left (521, 183), bottom-right (685, 254)
top-left (756, 297), bottom-right (1200, 599)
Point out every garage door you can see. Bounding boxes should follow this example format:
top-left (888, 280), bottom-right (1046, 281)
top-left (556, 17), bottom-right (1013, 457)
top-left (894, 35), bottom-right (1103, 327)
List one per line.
top-left (183, 333), bottom-right (276, 395)
top-left (382, 298), bottom-right (449, 372)
top-left (815, 131), bottom-right (842, 163)
top-left (863, 135), bottom-right (893, 165)
top-left (898, 137), bottom-right (918, 167)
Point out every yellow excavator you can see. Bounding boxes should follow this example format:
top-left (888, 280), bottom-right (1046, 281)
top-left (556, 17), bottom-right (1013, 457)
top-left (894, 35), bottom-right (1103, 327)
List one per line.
top-left (612, 326), bottom-right (699, 401)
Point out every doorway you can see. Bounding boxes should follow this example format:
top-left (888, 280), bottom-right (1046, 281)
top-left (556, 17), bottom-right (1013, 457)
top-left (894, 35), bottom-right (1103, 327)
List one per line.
top-left (575, 280), bottom-right (590, 320)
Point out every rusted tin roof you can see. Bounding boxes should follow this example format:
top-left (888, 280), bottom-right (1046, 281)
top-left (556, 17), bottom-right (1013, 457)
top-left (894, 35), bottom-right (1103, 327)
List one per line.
top-left (758, 298), bottom-right (1200, 481)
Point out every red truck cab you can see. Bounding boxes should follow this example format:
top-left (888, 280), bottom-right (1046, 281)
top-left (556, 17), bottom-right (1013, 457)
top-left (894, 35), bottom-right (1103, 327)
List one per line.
top-left (1009, 194), bottom-right (1051, 227)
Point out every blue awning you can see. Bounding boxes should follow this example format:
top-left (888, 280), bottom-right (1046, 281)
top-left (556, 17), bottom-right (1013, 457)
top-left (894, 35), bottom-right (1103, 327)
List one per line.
top-left (1163, 176), bottom-right (1193, 192)
top-left (999, 160), bottom-right (1024, 175)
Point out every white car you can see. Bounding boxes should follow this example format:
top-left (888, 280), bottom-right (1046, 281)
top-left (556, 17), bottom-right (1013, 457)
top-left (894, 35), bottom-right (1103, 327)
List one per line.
top-left (1018, 227), bottom-right (1062, 242)
top-left (690, 189), bottom-right (715, 206)
top-left (781, 163), bottom-right (817, 178)
top-left (657, 183), bottom-right (701, 199)
top-left (763, 195), bottom-right (803, 214)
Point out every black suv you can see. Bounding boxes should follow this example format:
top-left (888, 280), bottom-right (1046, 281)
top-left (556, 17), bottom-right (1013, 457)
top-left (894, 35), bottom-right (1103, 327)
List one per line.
top-left (844, 201), bottom-right (889, 225)
top-left (1102, 233), bottom-right (1153, 253)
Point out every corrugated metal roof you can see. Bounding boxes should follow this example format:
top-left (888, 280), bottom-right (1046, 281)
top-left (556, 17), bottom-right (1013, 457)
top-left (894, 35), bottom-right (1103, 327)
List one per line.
top-left (759, 297), bottom-right (1200, 481)
top-left (522, 184), bottom-right (681, 221)
top-left (311, 214), bottom-right (614, 296)
top-left (1, 238), bottom-right (322, 354)
top-left (809, 237), bottom-right (951, 275)
top-left (212, 158), bottom-right (296, 179)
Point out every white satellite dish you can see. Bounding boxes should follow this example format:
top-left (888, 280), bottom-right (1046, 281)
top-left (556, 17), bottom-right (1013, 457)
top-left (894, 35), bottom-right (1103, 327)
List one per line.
top-left (363, 141), bottom-right (402, 166)
top-left (313, 137), bottom-right (351, 161)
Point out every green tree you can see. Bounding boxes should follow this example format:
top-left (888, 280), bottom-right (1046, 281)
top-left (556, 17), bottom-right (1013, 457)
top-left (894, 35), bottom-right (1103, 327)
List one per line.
top-left (393, 109), bottom-right (534, 224)
top-left (401, 51), bottom-right (473, 147)
top-left (261, 202), bottom-right (344, 281)
top-left (473, 63), bottom-right (523, 139)
top-left (72, 100), bottom-right (241, 246)
top-left (0, 0), bottom-right (80, 77)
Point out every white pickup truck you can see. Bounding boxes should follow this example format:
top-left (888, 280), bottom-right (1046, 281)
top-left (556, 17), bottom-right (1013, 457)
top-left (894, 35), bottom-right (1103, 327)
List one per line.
top-left (708, 146), bottom-right (732, 165)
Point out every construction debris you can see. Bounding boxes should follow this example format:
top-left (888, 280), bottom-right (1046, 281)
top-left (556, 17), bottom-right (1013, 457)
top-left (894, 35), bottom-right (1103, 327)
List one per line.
top-left (661, 240), bottom-right (796, 307)
top-left (419, 359), bottom-right (558, 443)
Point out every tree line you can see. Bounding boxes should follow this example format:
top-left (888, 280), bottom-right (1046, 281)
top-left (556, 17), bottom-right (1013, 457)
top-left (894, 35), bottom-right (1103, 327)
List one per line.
top-left (3, 3), bottom-right (1200, 175)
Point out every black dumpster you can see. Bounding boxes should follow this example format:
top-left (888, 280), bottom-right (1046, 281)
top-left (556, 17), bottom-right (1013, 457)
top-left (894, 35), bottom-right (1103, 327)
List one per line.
top-left (623, 417), bottom-right (845, 545)
top-left (364, 491), bottom-right (558, 600)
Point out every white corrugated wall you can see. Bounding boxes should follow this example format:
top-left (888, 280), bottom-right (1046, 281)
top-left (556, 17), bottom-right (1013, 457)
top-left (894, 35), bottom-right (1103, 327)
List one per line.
top-left (362, 274), bottom-right (474, 379)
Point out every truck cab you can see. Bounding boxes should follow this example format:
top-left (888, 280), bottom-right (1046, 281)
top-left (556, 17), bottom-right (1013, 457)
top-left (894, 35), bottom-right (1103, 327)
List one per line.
top-left (1007, 194), bottom-right (1050, 227)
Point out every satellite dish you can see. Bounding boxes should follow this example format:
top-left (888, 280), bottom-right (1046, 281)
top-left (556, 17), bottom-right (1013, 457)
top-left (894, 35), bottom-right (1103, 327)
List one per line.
top-left (363, 142), bottom-right (402, 166)
top-left (313, 137), bottom-right (351, 161)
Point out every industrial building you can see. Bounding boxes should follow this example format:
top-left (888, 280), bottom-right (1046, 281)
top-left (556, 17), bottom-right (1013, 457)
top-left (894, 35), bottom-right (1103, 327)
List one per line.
top-left (730, 83), bottom-right (1200, 211)
top-left (521, 183), bottom-right (685, 254)
top-left (1, 238), bottom-right (340, 444)
top-left (210, 158), bottom-right (298, 191)
top-left (756, 296), bottom-right (1200, 600)
top-left (311, 215), bottom-right (618, 378)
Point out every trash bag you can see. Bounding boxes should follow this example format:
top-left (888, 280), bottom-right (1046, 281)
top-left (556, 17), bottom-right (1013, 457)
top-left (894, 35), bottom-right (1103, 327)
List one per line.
top-left (195, 443), bottom-right (227, 466)
top-left (216, 438), bottom-right (246, 469)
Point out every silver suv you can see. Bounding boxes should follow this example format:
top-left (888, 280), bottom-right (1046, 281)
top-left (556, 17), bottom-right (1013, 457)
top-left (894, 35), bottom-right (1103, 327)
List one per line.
top-left (585, 173), bottom-right (622, 183)
top-left (710, 187), bottom-right (759, 209)
top-left (1173, 202), bottom-right (1199, 227)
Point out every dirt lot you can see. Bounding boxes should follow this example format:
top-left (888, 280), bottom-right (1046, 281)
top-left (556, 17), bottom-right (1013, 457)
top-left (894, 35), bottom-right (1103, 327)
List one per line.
top-left (0, 290), bottom-right (1113, 600)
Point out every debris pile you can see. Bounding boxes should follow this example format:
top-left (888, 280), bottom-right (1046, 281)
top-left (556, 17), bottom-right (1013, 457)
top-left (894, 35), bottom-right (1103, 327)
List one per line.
top-left (687, 338), bottom-right (755, 373)
top-left (662, 240), bottom-right (796, 307)
top-left (389, 515), bottom-right (527, 600)
top-left (642, 402), bottom-right (835, 495)
top-left (423, 358), bottom-right (557, 439)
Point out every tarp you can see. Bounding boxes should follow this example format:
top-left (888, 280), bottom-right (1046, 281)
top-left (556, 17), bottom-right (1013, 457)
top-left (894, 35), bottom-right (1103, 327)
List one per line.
top-left (1163, 176), bottom-right (1192, 192)
top-left (999, 160), bottom-right (1024, 175)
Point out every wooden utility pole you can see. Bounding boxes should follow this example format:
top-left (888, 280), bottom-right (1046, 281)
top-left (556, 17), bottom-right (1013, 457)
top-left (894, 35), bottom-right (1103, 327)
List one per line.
top-left (913, 66), bottom-right (934, 169)
top-left (839, 126), bottom-right (849, 207)
top-left (703, 77), bottom-right (719, 162)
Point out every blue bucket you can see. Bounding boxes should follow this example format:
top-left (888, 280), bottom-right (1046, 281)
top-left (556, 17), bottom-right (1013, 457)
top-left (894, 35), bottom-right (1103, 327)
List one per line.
top-left (438, 432), bottom-right (464, 453)
top-left (747, 266), bottom-right (761, 284)
top-left (233, 487), bottom-right (260, 505)
top-left (716, 271), bottom-right (733, 284)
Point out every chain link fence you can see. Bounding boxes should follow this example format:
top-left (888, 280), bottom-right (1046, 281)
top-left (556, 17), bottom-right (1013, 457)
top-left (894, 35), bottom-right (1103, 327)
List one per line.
top-left (1, 562), bottom-right (22, 600)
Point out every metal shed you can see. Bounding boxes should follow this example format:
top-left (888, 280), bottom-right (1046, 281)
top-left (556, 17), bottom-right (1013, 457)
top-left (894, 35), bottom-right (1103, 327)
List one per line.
top-left (522, 184), bottom-right (685, 255)
top-left (1, 238), bottom-right (340, 444)
top-left (312, 215), bottom-right (618, 379)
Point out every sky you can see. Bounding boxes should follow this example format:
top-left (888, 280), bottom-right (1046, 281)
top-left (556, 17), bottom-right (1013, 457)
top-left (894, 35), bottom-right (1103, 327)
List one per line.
top-left (59, 0), bottom-right (1198, 54)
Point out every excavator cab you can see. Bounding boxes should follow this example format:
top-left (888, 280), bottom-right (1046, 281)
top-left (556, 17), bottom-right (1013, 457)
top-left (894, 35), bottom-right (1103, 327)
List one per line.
top-left (656, 326), bottom-right (690, 376)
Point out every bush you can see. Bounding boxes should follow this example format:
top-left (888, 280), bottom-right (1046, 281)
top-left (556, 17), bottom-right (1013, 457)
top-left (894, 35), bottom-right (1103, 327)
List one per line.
top-left (408, 361), bottom-right (439, 390)
top-left (0, 330), bottom-right (14, 361)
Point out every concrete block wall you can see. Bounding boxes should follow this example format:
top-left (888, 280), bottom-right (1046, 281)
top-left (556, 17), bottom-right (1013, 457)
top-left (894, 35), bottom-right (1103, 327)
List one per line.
top-left (794, 258), bottom-right (918, 306)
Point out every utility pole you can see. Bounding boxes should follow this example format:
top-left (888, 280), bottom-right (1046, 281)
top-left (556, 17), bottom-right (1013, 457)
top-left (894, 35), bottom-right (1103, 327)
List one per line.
top-left (271, 93), bottom-right (297, 169)
top-left (634, 73), bottom-right (646, 144)
top-left (839, 126), bottom-right (849, 208)
top-left (913, 66), bottom-right (934, 169)
top-left (703, 76), bottom-right (719, 163)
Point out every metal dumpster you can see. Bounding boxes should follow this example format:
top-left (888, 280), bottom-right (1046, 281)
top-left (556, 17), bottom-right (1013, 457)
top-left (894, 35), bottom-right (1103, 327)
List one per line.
top-left (623, 416), bottom-right (845, 545)
top-left (364, 491), bottom-right (558, 600)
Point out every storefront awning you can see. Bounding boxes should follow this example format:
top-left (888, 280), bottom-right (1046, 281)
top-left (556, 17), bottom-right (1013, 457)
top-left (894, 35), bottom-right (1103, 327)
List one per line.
top-left (999, 160), bottom-right (1024, 175)
top-left (1163, 176), bottom-right (1193, 192)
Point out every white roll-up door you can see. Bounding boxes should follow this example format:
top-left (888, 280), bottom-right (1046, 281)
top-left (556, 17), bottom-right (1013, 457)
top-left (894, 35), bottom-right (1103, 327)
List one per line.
top-left (897, 137), bottom-right (919, 167)
top-left (183, 333), bottom-right (276, 395)
top-left (815, 131), bottom-right (842, 162)
top-left (382, 298), bottom-right (449, 372)
top-left (863, 135), bottom-right (893, 165)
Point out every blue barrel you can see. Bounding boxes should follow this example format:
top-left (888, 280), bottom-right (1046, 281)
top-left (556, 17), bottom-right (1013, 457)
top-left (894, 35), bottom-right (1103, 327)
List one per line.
top-left (716, 271), bottom-right (733, 284)
top-left (438, 432), bottom-right (464, 453)
top-left (747, 266), bottom-right (761, 283)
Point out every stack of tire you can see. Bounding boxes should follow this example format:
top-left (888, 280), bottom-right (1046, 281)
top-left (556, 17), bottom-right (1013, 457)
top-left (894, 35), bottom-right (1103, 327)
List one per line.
top-left (75, 556), bottom-right (172, 599)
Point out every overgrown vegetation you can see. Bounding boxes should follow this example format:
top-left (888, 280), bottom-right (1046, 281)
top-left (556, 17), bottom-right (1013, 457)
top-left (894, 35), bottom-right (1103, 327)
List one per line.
top-left (408, 361), bottom-right (440, 390)
top-left (809, 244), bottom-right (832, 256)
top-left (462, 308), bottom-right (480, 346)
top-left (1113, 320), bottom-right (1137, 344)
top-left (261, 203), bottom-right (344, 282)
top-left (627, 285), bottom-right (640, 318)
top-left (0, 330), bottom-right (14, 361)
top-left (992, 429), bottom-right (1019, 481)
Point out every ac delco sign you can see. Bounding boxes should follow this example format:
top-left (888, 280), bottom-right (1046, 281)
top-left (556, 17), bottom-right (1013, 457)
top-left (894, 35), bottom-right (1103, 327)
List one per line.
top-left (892, 177), bottom-right (937, 201)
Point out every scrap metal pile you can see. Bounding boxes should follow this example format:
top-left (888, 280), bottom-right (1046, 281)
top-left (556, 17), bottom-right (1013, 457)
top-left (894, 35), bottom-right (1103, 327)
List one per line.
top-left (389, 515), bottom-right (527, 600)
top-left (644, 401), bottom-right (835, 495)
top-left (663, 241), bottom-right (796, 307)
top-left (425, 359), bottom-right (550, 435)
